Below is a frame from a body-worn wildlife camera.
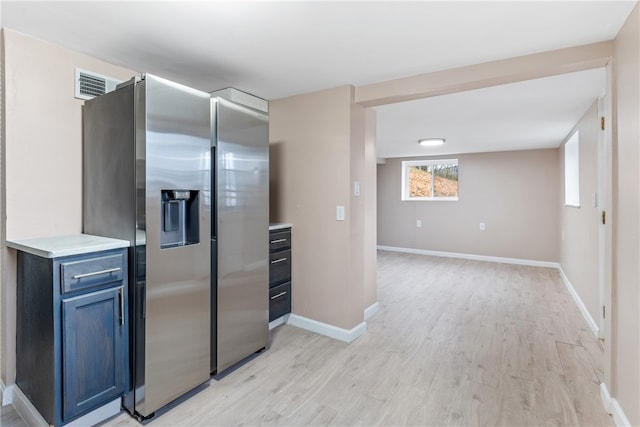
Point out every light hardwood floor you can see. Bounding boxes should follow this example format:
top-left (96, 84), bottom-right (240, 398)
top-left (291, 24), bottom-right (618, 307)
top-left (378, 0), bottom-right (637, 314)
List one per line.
top-left (0, 402), bottom-right (28, 427)
top-left (11, 251), bottom-right (614, 426)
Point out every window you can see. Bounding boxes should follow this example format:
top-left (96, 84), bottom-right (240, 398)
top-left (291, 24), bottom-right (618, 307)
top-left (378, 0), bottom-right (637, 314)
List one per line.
top-left (402, 159), bottom-right (459, 201)
top-left (564, 131), bottom-right (580, 207)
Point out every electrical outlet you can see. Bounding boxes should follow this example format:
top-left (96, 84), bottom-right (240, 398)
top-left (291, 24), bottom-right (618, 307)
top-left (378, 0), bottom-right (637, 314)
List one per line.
top-left (479, 222), bottom-right (486, 231)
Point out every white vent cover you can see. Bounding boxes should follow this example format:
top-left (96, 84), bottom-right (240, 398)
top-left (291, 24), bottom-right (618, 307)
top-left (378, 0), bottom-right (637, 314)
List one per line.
top-left (75, 68), bottom-right (122, 100)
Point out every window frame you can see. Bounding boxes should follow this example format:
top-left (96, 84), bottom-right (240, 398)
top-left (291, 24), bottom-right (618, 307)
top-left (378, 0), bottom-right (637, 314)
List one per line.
top-left (401, 158), bottom-right (459, 201)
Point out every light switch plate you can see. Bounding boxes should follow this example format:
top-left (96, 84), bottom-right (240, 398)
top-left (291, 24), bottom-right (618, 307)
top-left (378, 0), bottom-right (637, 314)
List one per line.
top-left (336, 205), bottom-right (345, 221)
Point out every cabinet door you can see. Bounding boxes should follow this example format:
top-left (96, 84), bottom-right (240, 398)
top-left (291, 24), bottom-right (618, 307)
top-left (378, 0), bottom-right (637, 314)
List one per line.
top-left (62, 286), bottom-right (125, 422)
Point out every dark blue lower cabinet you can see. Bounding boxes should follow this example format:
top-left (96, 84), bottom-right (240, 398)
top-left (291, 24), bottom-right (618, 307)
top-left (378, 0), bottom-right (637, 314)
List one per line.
top-left (62, 287), bottom-right (126, 421)
top-left (15, 248), bottom-right (128, 426)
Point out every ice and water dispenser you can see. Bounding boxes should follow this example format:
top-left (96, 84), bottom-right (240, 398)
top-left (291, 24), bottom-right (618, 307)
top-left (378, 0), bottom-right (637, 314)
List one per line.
top-left (160, 190), bottom-right (200, 248)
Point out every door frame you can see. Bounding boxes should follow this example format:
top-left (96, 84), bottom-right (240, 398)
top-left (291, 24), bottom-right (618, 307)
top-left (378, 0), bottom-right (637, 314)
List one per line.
top-left (597, 95), bottom-right (607, 339)
top-left (597, 62), bottom-right (613, 344)
top-left (601, 60), bottom-right (615, 390)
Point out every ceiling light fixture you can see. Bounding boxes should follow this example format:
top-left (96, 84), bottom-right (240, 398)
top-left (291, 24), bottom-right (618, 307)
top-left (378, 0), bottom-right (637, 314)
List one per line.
top-left (418, 138), bottom-right (445, 147)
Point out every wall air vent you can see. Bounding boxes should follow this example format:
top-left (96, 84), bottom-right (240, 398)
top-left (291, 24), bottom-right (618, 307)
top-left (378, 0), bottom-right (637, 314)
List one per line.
top-left (75, 68), bottom-right (122, 100)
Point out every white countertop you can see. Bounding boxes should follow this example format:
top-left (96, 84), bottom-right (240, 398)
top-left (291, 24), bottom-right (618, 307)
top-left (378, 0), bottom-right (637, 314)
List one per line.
top-left (7, 234), bottom-right (130, 258)
top-left (269, 223), bottom-right (292, 231)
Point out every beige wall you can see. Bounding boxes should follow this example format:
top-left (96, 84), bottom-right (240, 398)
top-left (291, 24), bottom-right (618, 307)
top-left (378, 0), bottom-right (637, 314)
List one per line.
top-left (612, 3), bottom-right (640, 425)
top-left (269, 85), bottom-right (376, 330)
top-left (1, 29), bottom-right (135, 386)
top-left (4, 31), bottom-right (134, 240)
top-left (0, 29), bottom-right (5, 391)
top-left (377, 149), bottom-right (560, 262)
top-left (559, 101), bottom-right (600, 323)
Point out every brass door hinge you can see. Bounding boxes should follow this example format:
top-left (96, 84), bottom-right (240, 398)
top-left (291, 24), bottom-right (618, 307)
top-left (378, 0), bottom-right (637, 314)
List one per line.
top-left (601, 117), bottom-right (606, 131)
top-left (602, 211), bottom-right (606, 225)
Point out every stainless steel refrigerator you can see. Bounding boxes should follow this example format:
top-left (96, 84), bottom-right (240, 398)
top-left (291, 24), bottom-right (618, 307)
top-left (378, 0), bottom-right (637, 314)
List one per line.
top-left (211, 96), bottom-right (269, 373)
top-left (83, 74), bottom-right (211, 419)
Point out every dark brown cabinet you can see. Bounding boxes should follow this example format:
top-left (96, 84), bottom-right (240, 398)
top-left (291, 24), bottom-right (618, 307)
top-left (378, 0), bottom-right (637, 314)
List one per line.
top-left (269, 227), bottom-right (291, 321)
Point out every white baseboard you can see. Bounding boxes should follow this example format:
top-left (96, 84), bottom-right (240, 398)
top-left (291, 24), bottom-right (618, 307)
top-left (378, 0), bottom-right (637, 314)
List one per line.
top-left (558, 266), bottom-right (599, 338)
top-left (364, 301), bottom-right (379, 321)
top-left (287, 314), bottom-right (366, 343)
top-left (1, 380), bottom-right (14, 406)
top-left (601, 383), bottom-right (632, 426)
top-left (269, 314), bottom-right (289, 330)
top-left (11, 385), bottom-right (47, 427)
top-left (12, 383), bottom-right (121, 427)
top-left (376, 245), bottom-right (560, 269)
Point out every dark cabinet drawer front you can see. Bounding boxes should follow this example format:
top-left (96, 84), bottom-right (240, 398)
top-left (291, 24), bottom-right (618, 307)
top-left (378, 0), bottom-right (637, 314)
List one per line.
top-left (269, 282), bottom-right (291, 322)
top-left (61, 253), bottom-right (125, 294)
top-left (269, 230), bottom-right (291, 252)
top-left (269, 250), bottom-right (291, 287)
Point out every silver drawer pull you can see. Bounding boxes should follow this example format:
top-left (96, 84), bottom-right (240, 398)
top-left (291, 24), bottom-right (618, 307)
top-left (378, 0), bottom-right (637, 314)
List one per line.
top-left (270, 238), bottom-right (287, 244)
top-left (72, 267), bottom-right (121, 279)
top-left (270, 258), bottom-right (287, 265)
top-left (270, 291), bottom-right (287, 300)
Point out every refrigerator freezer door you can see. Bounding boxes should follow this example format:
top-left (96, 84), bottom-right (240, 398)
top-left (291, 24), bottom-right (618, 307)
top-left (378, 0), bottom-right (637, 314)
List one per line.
top-left (216, 97), bottom-right (269, 372)
top-left (136, 75), bottom-right (211, 416)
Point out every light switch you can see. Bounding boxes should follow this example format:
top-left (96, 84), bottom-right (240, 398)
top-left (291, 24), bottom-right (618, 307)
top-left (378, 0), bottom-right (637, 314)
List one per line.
top-left (336, 205), bottom-right (345, 221)
top-left (354, 181), bottom-right (360, 197)
top-left (479, 222), bottom-right (486, 231)
top-left (416, 220), bottom-right (422, 228)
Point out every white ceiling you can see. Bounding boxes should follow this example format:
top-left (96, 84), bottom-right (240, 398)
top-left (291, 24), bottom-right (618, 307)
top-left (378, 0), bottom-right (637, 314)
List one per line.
top-left (1, 1), bottom-right (636, 157)
top-left (374, 68), bottom-right (606, 158)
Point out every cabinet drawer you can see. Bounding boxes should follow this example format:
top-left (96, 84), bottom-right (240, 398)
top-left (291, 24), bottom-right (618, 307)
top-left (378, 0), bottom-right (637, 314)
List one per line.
top-left (269, 230), bottom-right (291, 253)
top-left (61, 253), bottom-right (125, 294)
top-left (269, 250), bottom-right (291, 287)
top-left (269, 282), bottom-right (291, 322)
